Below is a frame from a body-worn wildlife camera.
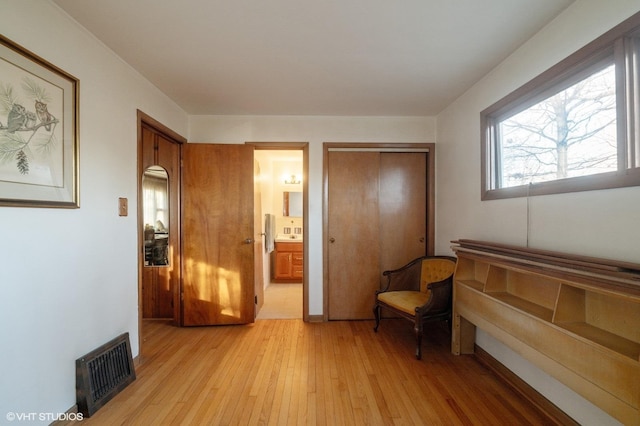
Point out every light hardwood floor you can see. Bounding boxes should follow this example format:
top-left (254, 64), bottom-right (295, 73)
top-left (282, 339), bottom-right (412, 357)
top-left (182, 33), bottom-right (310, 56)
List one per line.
top-left (68, 319), bottom-right (561, 425)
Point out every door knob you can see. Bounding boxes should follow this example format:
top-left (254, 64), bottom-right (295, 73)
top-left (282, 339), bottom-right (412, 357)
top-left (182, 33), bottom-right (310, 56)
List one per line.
top-left (329, 237), bottom-right (335, 243)
top-left (244, 238), bottom-right (254, 244)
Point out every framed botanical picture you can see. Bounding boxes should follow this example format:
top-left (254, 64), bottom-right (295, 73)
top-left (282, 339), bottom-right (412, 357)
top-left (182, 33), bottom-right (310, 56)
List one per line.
top-left (0, 35), bottom-right (79, 208)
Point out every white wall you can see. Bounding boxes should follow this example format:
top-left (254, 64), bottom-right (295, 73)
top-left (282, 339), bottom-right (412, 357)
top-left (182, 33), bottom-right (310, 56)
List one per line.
top-left (189, 115), bottom-right (437, 315)
top-left (436, 1), bottom-right (640, 424)
top-left (0, 1), bottom-right (188, 421)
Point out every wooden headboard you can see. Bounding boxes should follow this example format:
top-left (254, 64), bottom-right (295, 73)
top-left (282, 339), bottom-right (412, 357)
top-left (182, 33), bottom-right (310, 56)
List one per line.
top-left (451, 240), bottom-right (640, 425)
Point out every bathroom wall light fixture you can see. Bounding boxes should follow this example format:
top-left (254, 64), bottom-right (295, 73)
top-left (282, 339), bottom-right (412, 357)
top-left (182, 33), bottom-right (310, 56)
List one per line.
top-left (284, 174), bottom-right (301, 184)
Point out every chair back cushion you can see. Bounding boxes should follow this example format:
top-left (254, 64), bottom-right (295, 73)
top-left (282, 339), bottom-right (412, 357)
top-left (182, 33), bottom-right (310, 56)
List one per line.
top-left (420, 258), bottom-right (456, 293)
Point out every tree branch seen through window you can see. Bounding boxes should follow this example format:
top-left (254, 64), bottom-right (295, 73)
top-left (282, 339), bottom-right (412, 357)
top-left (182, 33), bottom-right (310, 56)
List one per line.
top-left (498, 65), bottom-right (617, 188)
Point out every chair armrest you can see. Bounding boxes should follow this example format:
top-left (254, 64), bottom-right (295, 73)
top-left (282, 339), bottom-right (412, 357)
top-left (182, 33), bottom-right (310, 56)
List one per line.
top-left (415, 276), bottom-right (453, 314)
top-left (427, 276), bottom-right (451, 290)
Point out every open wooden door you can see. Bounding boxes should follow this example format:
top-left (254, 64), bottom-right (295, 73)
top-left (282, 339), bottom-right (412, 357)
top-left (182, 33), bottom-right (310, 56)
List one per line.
top-left (182, 143), bottom-right (255, 326)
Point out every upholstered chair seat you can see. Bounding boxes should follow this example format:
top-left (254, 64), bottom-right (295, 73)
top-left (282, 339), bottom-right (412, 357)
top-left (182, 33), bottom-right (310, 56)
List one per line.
top-left (376, 291), bottom-right (430, 315)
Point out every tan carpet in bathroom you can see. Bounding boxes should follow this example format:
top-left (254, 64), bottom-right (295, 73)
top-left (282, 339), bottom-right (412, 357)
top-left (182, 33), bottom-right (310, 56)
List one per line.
top-left (256, 283), bottom-right (303, 319)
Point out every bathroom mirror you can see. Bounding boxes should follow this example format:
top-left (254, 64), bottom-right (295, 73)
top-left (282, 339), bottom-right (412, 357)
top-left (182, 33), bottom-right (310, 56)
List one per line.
top-left (142, 165), bottom-right (170, 266)
top-left (283, 191), bottom-right (302, 217)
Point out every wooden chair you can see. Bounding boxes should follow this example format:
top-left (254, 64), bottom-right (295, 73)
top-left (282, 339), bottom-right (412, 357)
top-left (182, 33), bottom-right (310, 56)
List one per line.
top-left (373, 255), bottom-right (457, 359)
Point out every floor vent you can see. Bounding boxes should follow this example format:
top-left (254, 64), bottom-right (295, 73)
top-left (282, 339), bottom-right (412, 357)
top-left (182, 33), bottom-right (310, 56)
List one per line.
top-left (76, 332), bottom-right (136, 417)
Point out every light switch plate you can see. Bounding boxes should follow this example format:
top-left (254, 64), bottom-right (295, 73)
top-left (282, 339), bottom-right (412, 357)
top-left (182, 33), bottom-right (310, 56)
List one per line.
top-left (118, 197), bottom-right (128, 216)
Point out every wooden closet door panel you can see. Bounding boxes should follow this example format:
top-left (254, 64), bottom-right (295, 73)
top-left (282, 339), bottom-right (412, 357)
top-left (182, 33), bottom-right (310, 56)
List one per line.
top-left (182, 143), bottom-right (255, 326)
top-left (379, 152), bottom-right (427, 278)
top-left (328, 151), bottom-right (380, 320)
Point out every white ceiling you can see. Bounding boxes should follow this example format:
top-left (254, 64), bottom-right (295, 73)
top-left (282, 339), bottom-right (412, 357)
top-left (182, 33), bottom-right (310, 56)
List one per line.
top-left (53, 0), bottom-right (574, 116)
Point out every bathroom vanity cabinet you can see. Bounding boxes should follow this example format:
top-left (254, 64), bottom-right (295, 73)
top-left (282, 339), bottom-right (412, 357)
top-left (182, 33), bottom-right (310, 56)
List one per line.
top-left (273, 241), bottom-right (303, 281)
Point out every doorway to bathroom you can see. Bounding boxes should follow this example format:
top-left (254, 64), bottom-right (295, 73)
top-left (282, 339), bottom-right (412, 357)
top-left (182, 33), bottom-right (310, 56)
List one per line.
top-left (252, 144), bottom-right (307, 320)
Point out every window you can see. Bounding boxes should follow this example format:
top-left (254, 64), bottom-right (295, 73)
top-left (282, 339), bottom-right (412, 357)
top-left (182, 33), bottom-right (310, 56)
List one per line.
top-left (481, 12), bottom-right (640, 200)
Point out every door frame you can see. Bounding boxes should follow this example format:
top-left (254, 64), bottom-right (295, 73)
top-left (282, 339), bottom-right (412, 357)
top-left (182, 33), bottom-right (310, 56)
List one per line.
top-left (248, 142), bottom-right (310, 322)
top-left (136, 110), bottom-right (186, 360)
top-left (322, 142), bottom-right (435, 321)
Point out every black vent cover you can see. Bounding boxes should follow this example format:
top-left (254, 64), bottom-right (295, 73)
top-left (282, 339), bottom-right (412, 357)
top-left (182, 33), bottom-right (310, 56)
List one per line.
top-left (76, 332), bottom-right (136, 417)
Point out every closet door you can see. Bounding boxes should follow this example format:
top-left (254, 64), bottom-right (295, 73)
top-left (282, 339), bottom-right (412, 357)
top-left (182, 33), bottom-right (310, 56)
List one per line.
top-left (379, 153), bottom-right (427, 274)
top-left (327, 151), bottom-right (381, 320)
top-left (181, 143), bottom-right (255, 326)
top-left (327, 151), bottom-right (427, 320)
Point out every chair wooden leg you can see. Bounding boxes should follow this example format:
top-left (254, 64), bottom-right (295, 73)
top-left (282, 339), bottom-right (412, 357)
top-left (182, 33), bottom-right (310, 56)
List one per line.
top-left (373, 303), bottom-right (381, 332)
top-left (414, 323), bottom-right (423, 360)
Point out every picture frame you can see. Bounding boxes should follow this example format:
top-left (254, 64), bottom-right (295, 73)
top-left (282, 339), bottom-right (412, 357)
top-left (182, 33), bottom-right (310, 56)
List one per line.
top-left (0, 35), bottom-right (79, 208)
